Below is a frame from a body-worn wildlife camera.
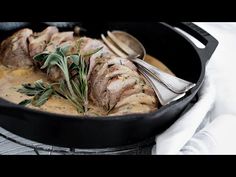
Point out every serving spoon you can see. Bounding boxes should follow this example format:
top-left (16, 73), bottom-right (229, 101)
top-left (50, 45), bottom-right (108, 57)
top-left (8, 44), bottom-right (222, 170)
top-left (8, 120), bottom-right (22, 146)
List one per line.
top-left (101, 31), bottom-right (196, 105)
top-left (105, 31), bottom-right (196, 94)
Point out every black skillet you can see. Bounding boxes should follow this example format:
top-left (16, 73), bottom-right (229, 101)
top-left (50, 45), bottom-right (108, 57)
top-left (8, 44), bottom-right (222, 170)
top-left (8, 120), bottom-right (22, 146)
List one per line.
top-left (0, 22), bottom-right (218, 149)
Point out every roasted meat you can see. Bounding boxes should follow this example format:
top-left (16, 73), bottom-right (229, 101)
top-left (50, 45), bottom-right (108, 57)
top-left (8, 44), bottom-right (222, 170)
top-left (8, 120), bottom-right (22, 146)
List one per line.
top-left (0, 28), bottom-right (33, 68)
top-left (89, 51), bottom-right (158, 115)
top-left (45, 31), bottom-right (75, 53)
top-left (30, 29), bottom-right (78, 82)
top-left (28, 26), bottom-right (59, 57)
top-left (79, 37), bottom-right (115, 78)
top-left (44, 32), bottom-right (78, 82)
top-left (89, 57), bottom-right (139, 108)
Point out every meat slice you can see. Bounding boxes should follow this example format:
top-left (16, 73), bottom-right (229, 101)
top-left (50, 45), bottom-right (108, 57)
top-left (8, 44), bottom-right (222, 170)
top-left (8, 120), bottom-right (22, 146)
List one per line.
top-left (47, 66), bottom-right (63, 82)
top-left (87, 40), bottom-right (158, 113)
top-left (94, 72), bottom-right (138, 109)
top-left (28, 26), bottom-right (59, 57)
top-left (89, 58), bottom-right (140, 110)
top-left (109, 93), bottom-right (157, 116)
top-left (115, 93), bottom-right (157, 109)
top-left (90, 61), bottom-right (138, 98)
top-left (88, 53), bottom-right (158, 114)
top-left (119, 84), bottom-right (144, 100)
top-left (107, 57), bottom-right (137, 71)
top-left (109, 104), bottom-right (154, 116)
top-left (142, 84), bottom-right (156, 97)
top-left (45, 32), bottom-right (75, 53)
top-left (110, 80), bottom-right (158, 115)
top-left (89, 57), bottom-right (137, 88)
top-left (105, 75), bottom-right (141, 109)
top-left (0, 28), bottom-right (33, 68)
top-left (44, 32), bottom-right (77, 82)
top-left (79, 37), bottom-right (115, 78)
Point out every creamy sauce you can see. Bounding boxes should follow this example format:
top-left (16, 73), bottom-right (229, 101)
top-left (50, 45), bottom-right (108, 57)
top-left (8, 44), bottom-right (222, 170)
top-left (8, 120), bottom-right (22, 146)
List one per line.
top-left (144, 55), bottom-right (174, 76)
top-left (0, 55), bottom-right (173, 116)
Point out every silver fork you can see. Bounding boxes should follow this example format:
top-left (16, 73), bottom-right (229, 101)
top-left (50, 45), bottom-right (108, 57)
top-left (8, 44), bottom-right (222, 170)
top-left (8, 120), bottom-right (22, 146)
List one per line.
top-left (101, 32), bottom-right (190, 105)
top-left (102, 31), bottom-right (196, 94)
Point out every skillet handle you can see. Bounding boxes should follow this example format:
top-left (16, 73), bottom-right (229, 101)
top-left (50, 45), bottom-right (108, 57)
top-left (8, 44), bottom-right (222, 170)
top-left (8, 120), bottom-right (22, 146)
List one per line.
top-left (166, 22), bottom-right (219, 64)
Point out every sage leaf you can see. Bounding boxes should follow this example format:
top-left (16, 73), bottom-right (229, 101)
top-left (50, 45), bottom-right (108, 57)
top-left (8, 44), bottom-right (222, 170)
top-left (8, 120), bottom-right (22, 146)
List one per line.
top-left (41, 53), bottom-right (63, 69)
top-left (18, 99), bottom-right (32, 106)
top-left (33, 53), bottom-right (49, 62)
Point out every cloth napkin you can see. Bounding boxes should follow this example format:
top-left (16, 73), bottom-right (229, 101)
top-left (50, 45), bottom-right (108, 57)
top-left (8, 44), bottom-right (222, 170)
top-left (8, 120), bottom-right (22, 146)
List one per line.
top-left (152, 23), bottom-right (236, 155)
top-left (152, 64), bottom-right (216, 154)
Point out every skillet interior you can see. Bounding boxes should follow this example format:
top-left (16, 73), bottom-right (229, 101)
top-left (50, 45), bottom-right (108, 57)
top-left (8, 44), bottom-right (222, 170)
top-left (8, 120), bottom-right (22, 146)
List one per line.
top-left (0, 22), bottom-right (203, 148)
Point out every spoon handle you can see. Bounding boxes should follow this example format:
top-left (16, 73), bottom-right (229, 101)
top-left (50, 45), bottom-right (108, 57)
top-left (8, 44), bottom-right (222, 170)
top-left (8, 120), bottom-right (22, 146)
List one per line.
top-left (132, 58), bottom-right (196, 94)
top-left (138, 68), bottom-right (186, 105)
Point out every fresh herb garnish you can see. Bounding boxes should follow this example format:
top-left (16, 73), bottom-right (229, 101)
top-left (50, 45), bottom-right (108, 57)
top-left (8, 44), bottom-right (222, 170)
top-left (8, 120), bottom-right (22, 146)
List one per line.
top-left (19, 40), bottom-right (103, 114)
top-left (19, 99), bottom-right (32, 106)
top-left (18, 80), bottom-right (55, 107)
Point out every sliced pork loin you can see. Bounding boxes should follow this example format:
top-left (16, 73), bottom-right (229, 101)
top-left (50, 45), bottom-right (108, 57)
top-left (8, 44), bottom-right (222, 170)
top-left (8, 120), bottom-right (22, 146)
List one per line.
top-left (89, 58), bottom-right (137, 99)
top-left (44, 32), bottom-right (78, 82)
top-left (0, 28), bottom-right (33, 68)
top-left (105, 75), bottom-right (141, 110)
top-left (108, 87), bottom-right (157, 116)
top-left (109, 74), bottom-right (158, 116)
top-left (109, 103), bottom-right (156, 116)
top-left (88, 50), bottom-right (158, 114)
top-left (79, 37), bottom-right (115, 78)
top-left (45, 31), bottom-right (76, 53)
top-left (89, 57), bottom-right (139, 109)
top-left (28, 26), bottom-right (59, 57)
top-left (85, 36), bottom-right (158, 115)
top-left (114, 93), bottom-right (157, 109)
top-left (31, 30), bottom-right (78, 82)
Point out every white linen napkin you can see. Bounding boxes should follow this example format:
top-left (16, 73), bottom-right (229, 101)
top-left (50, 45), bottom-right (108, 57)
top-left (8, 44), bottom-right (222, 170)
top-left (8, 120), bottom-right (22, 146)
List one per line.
top-left (152, 63), bottom-right (216, 154)
top-left (178, 114), bottom-right (236, 154)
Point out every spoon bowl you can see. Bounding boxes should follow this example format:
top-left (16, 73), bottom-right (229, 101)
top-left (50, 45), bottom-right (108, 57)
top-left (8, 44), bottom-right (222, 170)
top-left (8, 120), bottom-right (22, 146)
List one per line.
top-left (110, 30), bottom-right (146, 60)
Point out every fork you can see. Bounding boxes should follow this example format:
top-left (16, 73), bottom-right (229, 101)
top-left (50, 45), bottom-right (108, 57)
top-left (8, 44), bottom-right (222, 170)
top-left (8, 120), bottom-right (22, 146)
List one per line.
top-left (102, 31), bottom-right (196, 94)
top-left (101, 32), bottom-right (190, 105)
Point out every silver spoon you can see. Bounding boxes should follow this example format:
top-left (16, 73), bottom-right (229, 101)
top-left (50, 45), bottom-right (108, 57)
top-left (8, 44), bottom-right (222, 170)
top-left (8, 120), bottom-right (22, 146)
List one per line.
top-left (102, 32), bottom-right (195, 105)
top-left (105, 31), bottom-right (196, 94)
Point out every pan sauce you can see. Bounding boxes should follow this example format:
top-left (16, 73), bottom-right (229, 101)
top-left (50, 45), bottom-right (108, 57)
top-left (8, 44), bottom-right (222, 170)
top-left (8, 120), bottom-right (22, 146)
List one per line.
top-left (0, 54), bottom-right (174, 116)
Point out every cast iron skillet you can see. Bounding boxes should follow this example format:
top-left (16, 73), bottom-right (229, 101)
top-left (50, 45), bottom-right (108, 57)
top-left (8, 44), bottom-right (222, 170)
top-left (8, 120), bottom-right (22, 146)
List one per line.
top-left (0, 22), bottom-right (218, 149)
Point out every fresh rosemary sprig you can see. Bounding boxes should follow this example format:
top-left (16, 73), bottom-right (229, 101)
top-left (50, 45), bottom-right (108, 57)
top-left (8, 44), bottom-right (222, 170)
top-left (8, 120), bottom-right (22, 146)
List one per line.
top-left (18, 80), bottom-right (55, 107)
